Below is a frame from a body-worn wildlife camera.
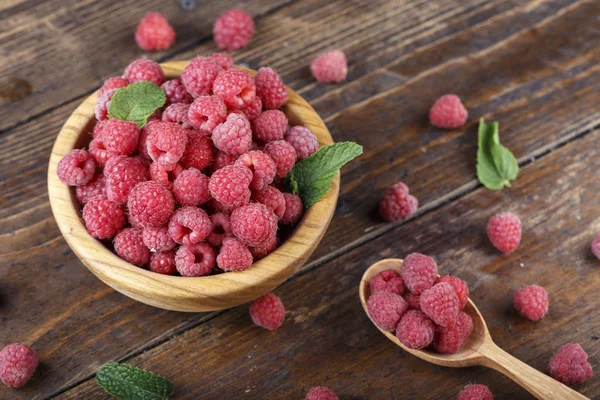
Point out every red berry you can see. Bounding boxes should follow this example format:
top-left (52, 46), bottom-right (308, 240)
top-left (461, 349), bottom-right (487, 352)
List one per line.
top-left (123, 59), bottom-right (165, 86)
top-left (252, 186), bottom-right (286, 220)
top-left (127, 181), bottom-right (175, 228)
top-left (213, 69), bottom-right (256, 110)
top-left (305, 387), bottom-right (339, 400)
top-left (76, 173), bottom-right (106, 205)
top-left (264, 140), bottom-right (296, 178)
top-left (188, 95), bottom-right (227, 133)
top-left (370, 269), bottom-right (405, 295)
top-left (404, 293), bottom-right (421, 311)
top-left (114, 227), bottom-right (150, 266)
top-left (420, 282), bottom-right (460, 327)
top-left (249, 292), bottom-right (285, 330)
top-left (400, 253), bottom-right (438, 295)
top-left (255, 67), bottom-right (288, 109)
top-left (253, 109), bottom-right (288, 143)
top-left (148, 161), bottom-right (183, 190)
top-left (161, 79), bottom-right (192, 105)
top-left (379, 182), bottom-right (418, 222)
top-left (249, 234), bottom-right (277, 260)
top-left (98, 76), bottom-right (129, 97)
top-left (213, 8), bottom-right (254, 50)
top-left (429, 94), bottom-right (468, 129)
top-left (57, 149), bottom-right (96, 186)
top-left (235, 150), bottom-right (276, 191)
top-left (180, 56), bottom-right (222, 98)
top-left (432, 311), bottom-right (473, 354)
top-left (149, 251), bottom-right (177, 275)
top-left (396, 310), bottom-right (435, 349)
top-left (135, 12), bottom-right (175, 51)
top-left (548, 344), bottom-right (593, 385)
top-left (175, 242), bottom-right (215, 277)
top-left (285, 126), bottom-right (318, 159)
top-left (82, 198), bottom-right (126, 239)
top-left (310, 50), bottom-right (348, 83)
top-left (212, 113), bottom-right (252, 155)
top-left (146, 121), bottom-right (188, 165)
top-left (172, 168), bottom-right (211, 206)
top-left (437, 276), bottom-right (469, 310)
top-left (102, 119), bottom-right (140, 156)
top-left (0, 344), bottom-right (38, 388)
top-left (210, 52), bottom-right (234, 70)
top-left (180, 131), bottom-right (214, 171)
top-left (487, 212), bottom-right (521, 254)
top-left (162, 102), bottom-right (192, 129)
top-left (142, 225), bottom-right (176, 252)
top-left (217, 237), bottom-right (253, 272)
top-left (208, 165), bottom-right (253, 209)
top-left (592, 232), bottom-right (600, 260)
top-left (168, 206), bottom-right (211, 245)
top-left (89, 138), bottom-right (111, 167)
top-left (457, 384), bottom-right (494, 400)
top-left (231, 203), bottom-right (278, 247)
top-left (367, 292), bottom-right (408, 332)
top-left (513, 284), bottom-right (549, 321)
top-left (240, 95), bottom-right (262, 121)
top-left (207, 212), bottom-right (232, 246)
top-left (280, 193), bottom-right (304, 225)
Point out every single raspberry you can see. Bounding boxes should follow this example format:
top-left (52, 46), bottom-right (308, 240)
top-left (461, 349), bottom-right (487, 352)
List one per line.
top-left (370, 269), bottom-right (405, 295)
top-left (231, 203), bottom-right (278, 247)
top-left (149, 161), bottom-right (183, 190)
top-left (217, 237), bottom-right (253, 271)
top-left (437, 276), bottom-right (469, 310)
top-left (137, 120), bottom-right (159, 159)
top-left (149, 250), bottom-right (177, 275)
top-left (180, 131), bottom-right (214, 171)
top-left (487, 212), bottom-right (521, 254)
top-left (88, 138), bottom-right (111, 167)
top-left (0, 344), bottom-right (38, 388)
top-left (98, 76), bottom-right (129, 97)
top-left (168, 206), bottom-right (211, 245)
top-left (235, 150), bottom-right (276, 191)
top-left (255, 67), bottom-right (288, 109)
top-left (211, 53), bottom-right (234, 69)
top-left (249, 234), bottom-right (277, 260)
top-left (400, 253), bottom-right (438, 295)
top-left (180, 57), bottom-right (222, 98)
top-left (395, 310), bottom-right (435, 349)
top-left (210, 151), bottom-right (238, 173)
top-left (253, 110), bottom-right (288, 143)
top-left (82, 198), bottom-right (126, 239)
top-left (94, 88), bottom-right (117, 121)
top-left (285, 126), bottom-right (318, 159)
top-left (592, 232), bottom-right (600, 259)
top-left (241, 95), bottom-right (262, 121)
top-left (457, 384), bottom-right (494, 400)
top-left (420, 282), bottom-right (460, 327)
top-left (252, 186), bottom-right (286, 219)
top-left (213, 69), bottom-right (256, 110)
top-left (207, 212), bottom-right (232, 246)
top-left (146, 121), bottom-right (188, 165)
top-left (173, 168), bottom-right (211, 206)
top-left (212, 113), bottom-right (252, 156)
top-left (310, 50), bottom-right (348, 83)
top-left (548, 344), bottom-right (593, 385)
top-left (263, 140), bottom-right (296, 178)
top-left (213, 8), bottom-right (254, 50)
top-left (161, 79), bottom-right (192, 105)
top-left (135, 12), bottom-right (175, 51)
top-left (305, 387), bottom-right (339, 400)
top-left (123, 59), bottom-right (165, 86)
top-left (280, 193), bottom-right (304, 225)
top-left (433, 311), bottom-right (473, 354)
top-left (379, 182), bottom-right (418, 222)
top-left (142, 225), bottom-right (176, 252)
top-left (175, 242), bottom-right (215, 276)
top-left (188, 95), bottom-right (227, 132)
top-left (162, 102), bottom-right (192, 129)
top-left (102, 119), bottom-right (140, 156)
top-left (249, 292), bottom-right (285, 330)
top-left (76, 173), bottom-right (106, 205)
top-left (114, 228), bottom-right (150, 266)
top-left (127, 181), bottom-right (175, 228)
top-left (513, 284), bottom-right (549, 321)
top-left (57, 149), bottom-right (95, 186)
top-left (367, 292), bottom-right (408, 332)
top-left (104, 156), bottom-right (148, 204)
top-left (209, 165), bottom-right (252, 208)
top-left (429, 94), bottom-right (468, 129)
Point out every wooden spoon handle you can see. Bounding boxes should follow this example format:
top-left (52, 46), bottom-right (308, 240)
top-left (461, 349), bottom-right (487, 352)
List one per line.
top-left (478, 341), bottom-right (589, 400)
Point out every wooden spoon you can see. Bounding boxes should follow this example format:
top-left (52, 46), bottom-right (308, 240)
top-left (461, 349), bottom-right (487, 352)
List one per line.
top-left (359, 258), bottom-right (589, 400)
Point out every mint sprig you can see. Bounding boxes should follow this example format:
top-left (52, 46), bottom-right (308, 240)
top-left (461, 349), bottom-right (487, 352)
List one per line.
top-left (107, 82), bottom-right (165, 128)
top-left (286, 142), bottom-right (362, 208)
top-left (96, 362), bottom-right (174, 400)
top-left (476, 118), bottom-right (519, 190)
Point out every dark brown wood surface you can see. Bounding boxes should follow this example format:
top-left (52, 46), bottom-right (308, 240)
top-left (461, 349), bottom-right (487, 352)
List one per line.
top-left (1, 0), bottom-right (599, 399)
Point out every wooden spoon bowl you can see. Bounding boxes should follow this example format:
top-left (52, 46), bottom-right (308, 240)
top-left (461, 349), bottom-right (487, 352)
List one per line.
top-left (359, 258), bottom-right (589, 400)
top-left (47, 61), bottom-right (339, 312)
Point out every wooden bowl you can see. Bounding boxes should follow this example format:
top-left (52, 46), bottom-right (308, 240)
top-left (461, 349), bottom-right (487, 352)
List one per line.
top-left (47, 61), bottom-right (339, 312)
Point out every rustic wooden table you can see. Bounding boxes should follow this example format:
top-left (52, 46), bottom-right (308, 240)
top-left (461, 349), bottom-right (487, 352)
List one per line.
top-left (1, 0), bottom-right (599, 399)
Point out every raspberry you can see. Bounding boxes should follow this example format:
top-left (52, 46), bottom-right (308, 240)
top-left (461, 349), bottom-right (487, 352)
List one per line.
top-left (128, 181), bottom-right (175, 228)
top-left (420, 282), bottom-right (460, 327)
top-left (457, 384), bottom-right (494, 400)
top-left (367, 292), bottom-right (408, 332)
top-left (0, 344), bottom-right (38, 388)
top-left (188, 95), bottom-right (227, 133)
top-left (252, 186), bottom-right (286, 219)
top-left (253, 109), bottom-right (288, 143)
top-left (400, 253), bottom-right (438, 295)
top-left (82, 198), bottom-right (126, 239)
top-left (370, 269), bottom-right (405, 295)
top-left (285, 126), bottom-right (318, 159)
top-left (207, 212), bottom-right (232, 246)
top-left (213, 69), bottom-right (256, 110)
top-left (217, 237), bottom-right (253, 271)
top-left (310, 50), bottom-right (348, 83)
top-left (149, 250), bottom-right (177, 275)
top-left (102, 119), bottom-right (140, 156)
top-left (98, 76), bottom-right (129, 97)
top-left (433, 311), bottom-right (473, 354)
top-left (175, 242), bottom-right (215, 277)
top-left (548, 344), bottom-right (593, 385)
top-left (57, 149), bottom-right (95, 186)
top-left (211, 52), bottom-right (234, 69)
top-left (379, 182), bottom-right (418, 222)
top-left (487, 212), bottom-right (521, 254)
top-left (209, 165), bottom-right (252, 208)
top-left (180, 57), bottom-right (222, 98)
top-left (235, 150), bottom-right (276, 191)
top-left (162, 102), bottom-right (192, 129)
top-left (173, 168), bottom-right (211, 206)
top-left (513, 284), bottom-right (549, 321)
top-left (249, 292), bottom-right (285, 330)
top-left (142, 225), bottom-right (176, 252)
top-left (146, 121), bottom-right (188, 165)
top-left (89, 138), bottom-right (111, 167)
top-left (135, 12), bottom-right (175, 51)
top-left (123, 59), bottom-right (165, 86)
top-left (180, 131), bottom-right (214, 171)
top-left (280, 193), bottom-right (304, 225)
top-left (168, 206), bottom-right (211, 245)
top-left (231, 203), bottom-right (278, 247)
top-left (305, 387), bottom-right (339, 400)
top-left (114, 228), bottom-right (150, 266)
top-left (76, 173), bottom-right (106, 205)
top-left (137, 120), bottom-right (159, 160)
top-left (213, 8), bottom-right (254, 50)
top-left (437, 276), bottom-right (469, 310)
top-left (149, 161), bottom-right (183, 190)
top-left (93, 120), bottom-right (108, 138)
top-left (95, 88), bottom-right (117, 121)
top-left (161, 79), bottom-right (192, 105)
top-left (255, 67), bottom-right (288, 109)
top-left (241, 95), bottom-right (262, 121)
top-left (249, 234), bottom-right (277, 260)
top-left (264, 140), bottom-right (296, 178)
top-left (104, 156), bottom-right (148, 204)
top-left (212, 113), bottom-right (252, 156)
top-left (404, 293), bottom-right (421, 311)
top-left (211, 151), bottom-right (238, 173)
top-left (395, 310), bottom-right (435, 349)
top-left (429, 94), bottom-right (468, 129)
top-left (592, 232), bottom-right (600, 259)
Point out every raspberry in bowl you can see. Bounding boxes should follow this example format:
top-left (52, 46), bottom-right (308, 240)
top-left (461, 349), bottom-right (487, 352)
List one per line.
top-left (48, 60), bottom-right (339, 311)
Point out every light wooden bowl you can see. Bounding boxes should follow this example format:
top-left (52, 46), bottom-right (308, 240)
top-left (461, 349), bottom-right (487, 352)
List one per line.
top-left (48, 61), bottom-right (339, 312)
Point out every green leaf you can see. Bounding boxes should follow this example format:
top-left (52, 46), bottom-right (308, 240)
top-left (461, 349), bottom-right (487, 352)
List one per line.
top-left (108, 82), bottom-right (166, 128)
top-left (476, 118), bottom-right (519, 190)
top-left (286, 142), bottom-right (363, 208)
top-left (96, 362), bottom-right (174, 400)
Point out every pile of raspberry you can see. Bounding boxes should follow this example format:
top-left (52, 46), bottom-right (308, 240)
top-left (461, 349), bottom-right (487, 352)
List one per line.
top-left (57, 56), bottom-right (320, 277)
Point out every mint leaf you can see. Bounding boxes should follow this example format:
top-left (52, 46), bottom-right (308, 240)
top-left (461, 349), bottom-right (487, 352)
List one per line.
top-left (108, 82), bottom-right (165, 128)
top-left (96, 362), bottom-right (174, 400)
top-left (476, 118), bottom-right (519, 190)
top-left (286, 142), bottom-right (362, 207)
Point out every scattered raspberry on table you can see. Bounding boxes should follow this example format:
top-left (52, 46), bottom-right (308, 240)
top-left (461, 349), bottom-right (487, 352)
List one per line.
top-left (379, 181), bottom-right (418, 222)
top-left (213, 8), bottom-right (255, 50)
top-left (456, 384), bottom-right (493, 400)
top-left (305, 386), bottom-right (340, 400)
top-left (486, 211), bottom-right (521, 254)
top-left (249, 292), bottom-right (285, 330)
top-left (513, 284), bottom-right (549, 321)
top-left (548, 343), bottom-right (593, 385)
top-left (429, 94), bottom-right (468, 129)
top-left (0, 343), bottom-right (38, 388)
top-left (310, 50), bottom-right (348, 83)
top-left (135, 12), bottom-right (175, 51)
